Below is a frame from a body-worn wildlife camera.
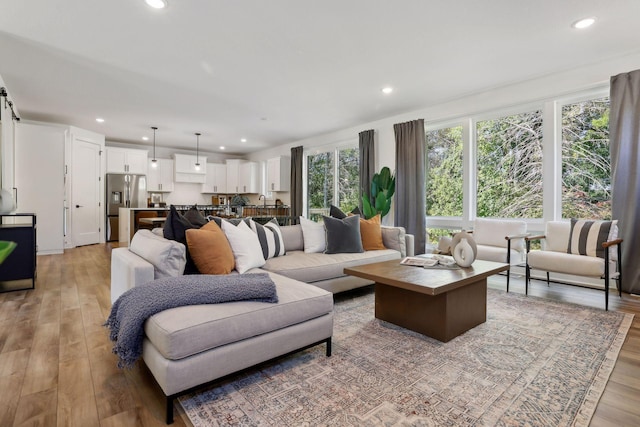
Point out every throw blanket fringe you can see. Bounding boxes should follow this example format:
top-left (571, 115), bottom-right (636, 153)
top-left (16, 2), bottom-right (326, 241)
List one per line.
top-left (104, 273), bottom-right (278, 368)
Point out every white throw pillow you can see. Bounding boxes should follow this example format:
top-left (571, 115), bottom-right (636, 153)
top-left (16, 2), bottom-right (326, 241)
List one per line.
top-left (221, 219), bottom-right (266, 273)
top-left (129, 229), bottom-right (186, 279)
top-left (299, 216), bottom-right (326, 253)
top-left (248, 218), bottom-right (286, 260)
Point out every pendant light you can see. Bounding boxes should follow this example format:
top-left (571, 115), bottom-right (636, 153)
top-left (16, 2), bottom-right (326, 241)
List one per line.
top-left (151, 126), bottom-right (158, 168)
top-left (194, 132), bottom-right (201, 171)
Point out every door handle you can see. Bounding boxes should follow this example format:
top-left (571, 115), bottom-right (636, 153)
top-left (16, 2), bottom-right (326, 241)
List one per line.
top-left (76, 205), bottom-right (83, 208)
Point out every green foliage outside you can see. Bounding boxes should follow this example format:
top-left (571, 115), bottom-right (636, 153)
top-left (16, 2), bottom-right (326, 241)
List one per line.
top-left (307, 148), bottom-right (359, 221)
top-left (424, 98), bottom-right (611, 231)
top-left (562, 98), bottom-right (611, 220)
top-left (476, 111), bottom-right (544, 218)
top-left (338, 148), bottom-right (360, 213)
top-left (426, 126), bottom-right (463, 217)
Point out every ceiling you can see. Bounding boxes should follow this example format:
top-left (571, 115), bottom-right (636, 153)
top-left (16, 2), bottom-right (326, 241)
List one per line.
top-left (1, 0), bottom-right (639, 155)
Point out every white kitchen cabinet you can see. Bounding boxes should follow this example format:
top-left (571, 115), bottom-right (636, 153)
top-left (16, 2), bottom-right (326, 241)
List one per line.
top-left (225, 159), bottom-right (257, 193)
top-left (201, 163), bottom-right (227, 193)
top-left (225, 159), bottom-right (242, 193)
top-left (147, 158), bottom-right (174, 192)
top-left (173, 154), bottom-right (207, 183)
top-left (239, 161), bottom-right (258, 194)
top-left (106, 147), bottom-right (148, 174)
top-left (266, 156), bottom-right (290, 192)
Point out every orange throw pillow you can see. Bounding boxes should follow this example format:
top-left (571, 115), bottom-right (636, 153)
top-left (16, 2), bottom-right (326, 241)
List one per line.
top-left (185, 221), bottom-right (235, 274)
top-left (359, 214), bottom-right (386, 250)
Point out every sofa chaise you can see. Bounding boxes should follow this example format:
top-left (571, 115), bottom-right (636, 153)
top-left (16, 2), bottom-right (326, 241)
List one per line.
top-left (110, 222), bottom-right (414, 423)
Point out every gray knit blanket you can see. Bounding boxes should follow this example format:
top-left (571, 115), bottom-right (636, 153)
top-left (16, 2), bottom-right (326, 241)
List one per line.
top-left (104, 273), bottom-right (278, 368)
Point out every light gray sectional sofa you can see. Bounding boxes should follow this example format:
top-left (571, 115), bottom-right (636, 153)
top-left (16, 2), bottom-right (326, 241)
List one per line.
top-left (109, 222), bottom-right (414, 423)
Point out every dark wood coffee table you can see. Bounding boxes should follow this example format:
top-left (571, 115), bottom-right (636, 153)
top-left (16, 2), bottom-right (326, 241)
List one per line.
top-left (344, 259), bottom-right (509, 342)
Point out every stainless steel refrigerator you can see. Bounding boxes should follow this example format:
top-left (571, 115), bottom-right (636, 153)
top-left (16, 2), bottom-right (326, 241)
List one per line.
top-left (106, 173), bottom-right (147, 241)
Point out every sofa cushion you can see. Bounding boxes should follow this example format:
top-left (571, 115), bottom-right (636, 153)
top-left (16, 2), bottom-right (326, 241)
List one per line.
top-left (300, 216), bottom-right (326, 253)
top-left (185, 221), bottom-right (235, 275)
top-left (262, 249), bottom-right (400, 283)
top-left (473, 218), bottom-right (527, 251)
top-left (359, 214), bottom-right (386, 251)
top-left (163, 205), bottom-right (200, 274)
top-left (568, 218), bottom-right (615, 259)
top-left (476, 245), bottom-right (524, 264)
top-left (280, 224), bottom-right (304, 252)
top-left (221, 219), bottom-right (266, 273)
top-left (129, 230), bottom-right (186, 279)
top-left (248, 218), bottom-right (286, 260)
top-left (528, 250), bottom-right (606, 277)
top-left (381, 226), bottom-right (407, 257)
top-left (544, 221), bottom-right (572, 252)
top-left (323, 214), bottom-right (364, 254)
top-left (144, 272), bottom-right (333, 360)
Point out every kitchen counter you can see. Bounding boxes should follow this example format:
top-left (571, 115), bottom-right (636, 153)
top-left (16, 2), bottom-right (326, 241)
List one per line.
top-left (118, 205), bottom-right (291, 246)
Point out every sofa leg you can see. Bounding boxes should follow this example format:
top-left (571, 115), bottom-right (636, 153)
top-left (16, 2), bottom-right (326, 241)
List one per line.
top-left (525, 265), bottom-right (530, 296)
top-left (326, 337), bottom-right (332, 357)
top-left (546, 272), bottom-right (550, 286)
top-left (166, 396), bottom-right (174, 424)
top-left (506, 267), bottom-right (510, 293)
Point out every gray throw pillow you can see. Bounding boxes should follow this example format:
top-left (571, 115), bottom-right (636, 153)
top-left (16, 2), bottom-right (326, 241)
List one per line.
top-left (322, 215), bottom-right (364, 254)
top-left (183, 206), bottom-right (208, 227)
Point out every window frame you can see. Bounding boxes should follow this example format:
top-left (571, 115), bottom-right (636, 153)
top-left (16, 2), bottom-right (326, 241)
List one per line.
top-left (423, 86), bottom-right (609, 234)
top-left (303, 139), bottom-right (359, 219)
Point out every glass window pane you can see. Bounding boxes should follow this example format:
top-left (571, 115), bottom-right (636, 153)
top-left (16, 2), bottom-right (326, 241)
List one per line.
top-left (338, 147), bottom-right (359, 212)
top-left (306, 152), bottom-right (334, 221)
top-left (561, 97), bottom-right (611, 220)
top-left (476, 111), bottom-right (543, 218)
top-left (425, 126), bottom-right (463, 217)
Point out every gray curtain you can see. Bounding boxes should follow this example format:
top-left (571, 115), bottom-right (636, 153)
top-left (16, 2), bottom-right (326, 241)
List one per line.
top-left (359, 129), bottom-right (375, 211)
top-left (394, 119), bottom-right (426, 255)
top-left (610, 70), bottom-right (640, 294)
top-left (290, 146), bottom-right (304, 224)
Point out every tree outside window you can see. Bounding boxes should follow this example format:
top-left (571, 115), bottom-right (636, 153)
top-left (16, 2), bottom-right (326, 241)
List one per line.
top-left (561, 97), bottom-right (611, 220)
top-left (338, 148), bottom-right (359, 213)
top-left (476, 111), bottom-right (543, 218)
top-left (425, 126), bottom-right (463, 243)
top-left (306, 147), bottom-right (359, 221)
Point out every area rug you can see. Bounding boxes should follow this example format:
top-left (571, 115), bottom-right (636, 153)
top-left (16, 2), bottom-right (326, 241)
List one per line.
top-left (178, 289), bottom-right (632, 426)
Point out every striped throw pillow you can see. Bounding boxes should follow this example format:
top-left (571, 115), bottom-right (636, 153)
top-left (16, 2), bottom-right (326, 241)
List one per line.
top-left (567, 219), bottom-right (614, 259)
top-left (248, 218), bottom-right (286, 260)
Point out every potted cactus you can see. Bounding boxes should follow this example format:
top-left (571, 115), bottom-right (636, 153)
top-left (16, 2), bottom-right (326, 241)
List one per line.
top-left (362, 167), bottom-right (395, 220)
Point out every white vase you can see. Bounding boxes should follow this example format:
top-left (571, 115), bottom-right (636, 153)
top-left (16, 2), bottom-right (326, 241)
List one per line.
top-left (453, 237), bottom-right (475, 267)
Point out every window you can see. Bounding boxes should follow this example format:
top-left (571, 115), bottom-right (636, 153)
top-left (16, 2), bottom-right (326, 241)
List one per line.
top-left (425, 126), bottom-right (463, 217)
top-left (306, 146), bottom-right (359, 221)
top-left (561, 97), bottom-right (611, 220)
top-left (476, 110), bottom-right (543, 218)
top-left (338, 147), bottom-right (359, 213)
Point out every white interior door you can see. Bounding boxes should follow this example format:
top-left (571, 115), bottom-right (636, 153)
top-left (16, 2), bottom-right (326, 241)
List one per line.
top-left (72, 138), bottom-right (101, 246)
top-left (15, 123), bottom-right (65, 254)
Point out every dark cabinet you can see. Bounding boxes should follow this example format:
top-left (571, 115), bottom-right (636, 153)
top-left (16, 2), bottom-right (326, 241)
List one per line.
top-left (0, 213), bottom-right (36, 292)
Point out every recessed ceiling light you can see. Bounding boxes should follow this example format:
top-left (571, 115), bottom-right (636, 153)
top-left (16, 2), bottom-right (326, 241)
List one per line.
top-left (142, 136), bottom-right (149, 141)
top-left (220, 146), bottom-right (226, 150)
top-left (572, 17), bottom-right (596, 29)
top-left (382, 87), bottom-right (393, 94)
top-left (240, 138), bottom-right (247, 143)
top-left (96, 118), bottom-right (105, 123)
top-left (145, 0), bottom-right (167, 9)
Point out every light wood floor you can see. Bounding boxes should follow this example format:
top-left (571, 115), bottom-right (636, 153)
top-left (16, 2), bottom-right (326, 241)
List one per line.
top-left (0, 244), bottom-right (638, 426)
